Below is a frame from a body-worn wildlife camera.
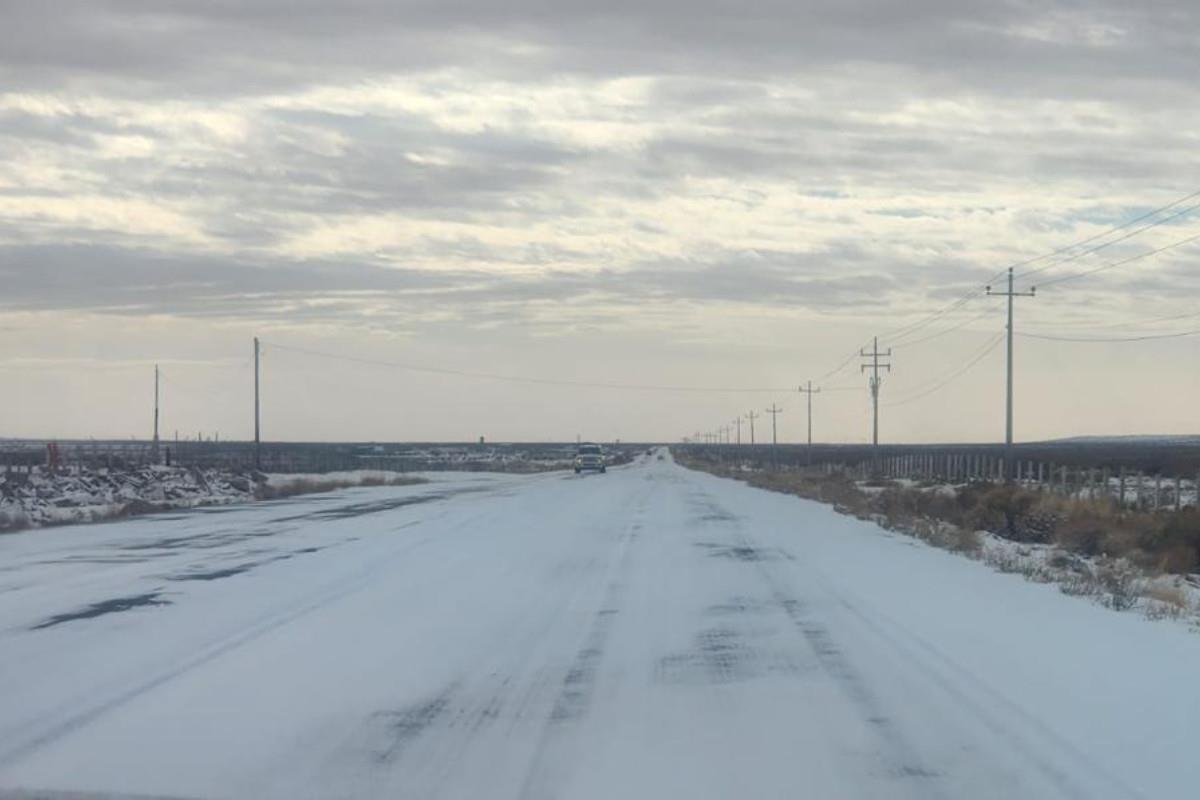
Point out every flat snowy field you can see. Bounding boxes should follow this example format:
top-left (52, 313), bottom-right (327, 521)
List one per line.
top-left (1, 452), bottom-right (1197, 799)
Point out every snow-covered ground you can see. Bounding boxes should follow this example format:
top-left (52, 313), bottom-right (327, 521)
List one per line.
top-left (0, 467), bottom-right (435, 531)
top-left (0, 466), bottom-right (258, 529)
top-left (1, 452), bottom-right (1198, 798)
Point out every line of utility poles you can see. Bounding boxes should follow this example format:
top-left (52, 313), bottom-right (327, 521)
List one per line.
top-left (147, 315), bottom-right (1034, 482)
top-left (987, 267), bottom-right (1036, 479)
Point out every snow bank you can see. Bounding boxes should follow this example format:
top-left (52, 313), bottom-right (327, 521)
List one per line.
top-left (0, 466), bottom-right (259, 530)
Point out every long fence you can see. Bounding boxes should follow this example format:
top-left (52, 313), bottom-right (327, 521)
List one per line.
top-left (676, 441), bottom-right (1200, 512)
top-left (1, 440), bottom-right (641, 477)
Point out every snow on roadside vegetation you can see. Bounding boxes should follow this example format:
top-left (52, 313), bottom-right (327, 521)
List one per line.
top-left (0, 467), bottom-right (430, 532)
top-left (0, 466), bottom-right (258, 531)
top-left (677, 452), bottom-right (1200, 629)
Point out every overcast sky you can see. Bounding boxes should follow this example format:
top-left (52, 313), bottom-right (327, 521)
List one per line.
top-left (1, 0), bottom-right (1198, 443)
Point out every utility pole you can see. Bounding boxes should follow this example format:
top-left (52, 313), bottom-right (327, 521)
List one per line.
top-left (746, 410), bottom-right (759, 445)
top-left (799, 381), bottom-right (820, 464)
top-left (152, 364), bottom-right (160, 464)
top-left (254, 337), bottom-right (261, 470)
top-left (765, 404), bottom-right (783, 445)
top-left (734, 417), bottom-right (742, 445)
top-left (861, 337), bottom-right (892, 448)
top-left (987, 267), bottom-right (1036, 480)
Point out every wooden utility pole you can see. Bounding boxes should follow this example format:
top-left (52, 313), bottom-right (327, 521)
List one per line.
top-left (746, 410), bottom-right (759, 445)
top-left (254, 337), bottom-right (261, 469)
top-left (799, 381), bottom-right (821, 464)
top-left (987, 268), bottom-right (1036, 480)
top-left (734, 417), bottom-right (743, 445)
top-left (152, 364), bottom-right (160, 464)
top-left (765, 404), bottom-right (783, 445)
top-left (860, 337), bottom-right (891, 447)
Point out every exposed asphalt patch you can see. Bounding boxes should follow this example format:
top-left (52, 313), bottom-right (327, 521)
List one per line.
top-left (551, 605), bottom-right (620, 724)
top-left (270, 492), bottom-right (452, 523)
top-left (706, 596), bottom-right (766, 616)
top-left (32, 592), bottom-right (170, 630)
top-left (169, 564), bottom-right (258, 582)
top-left (372, 691), bottom-right (454, 763)
top-left (296, 484), bottom-right (493, 523)
top-left (658, 626), bottom-right (754, 684)
top-left (167, 552), bottom-right (299, 582)
top-left (657, 618), bottom-right (801, 686)
top-left (694, 542), bottom-right (789, 562)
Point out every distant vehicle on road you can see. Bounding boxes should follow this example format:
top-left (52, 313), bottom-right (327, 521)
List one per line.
top-left (575, 443), bottom-right (606, 474)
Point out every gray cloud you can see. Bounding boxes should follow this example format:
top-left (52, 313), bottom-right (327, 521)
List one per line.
top-left (3, 1), bottom-right (1196, 99)
top-left (1, 0), bottom-right (1197, 335)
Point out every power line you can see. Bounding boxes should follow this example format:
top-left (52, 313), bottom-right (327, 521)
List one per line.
top-left (871, 189), bottom-right (1200, 349)
top-left (884, 330), bottom-right (1005, 408)
top-left (819, 345), bottom-right (870, 382)
top-left (1023, 308), bottom-right (1200, 331)
top-left (1017, 328), bottom-right (1200, 343)
top-left (262, 341), bottom-right (798, 394)
top-left (891, 299), bottom-right (1003, 350)
top-left (1014, 191), bottom-right (1200, 281)
top-left (1036, 230), bottom-right (1200, 289)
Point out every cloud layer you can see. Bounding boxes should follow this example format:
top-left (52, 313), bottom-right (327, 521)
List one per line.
top-left (1, 1), bottom-right (1198, 440)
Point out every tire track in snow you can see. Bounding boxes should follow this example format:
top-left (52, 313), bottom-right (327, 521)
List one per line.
top-left (795, 560), bottom-right (1148, 800)
top-left (517, 486), bottom-right (650, 800)
top-left (695, 491), bottom-right (951, 799)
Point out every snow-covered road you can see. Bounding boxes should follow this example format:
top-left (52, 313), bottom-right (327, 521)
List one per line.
top-left (1, 451), bottom-right (1197, 799)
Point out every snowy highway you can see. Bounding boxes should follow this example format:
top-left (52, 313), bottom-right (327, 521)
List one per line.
top-left (1, 451), bottom-right (1198, 799)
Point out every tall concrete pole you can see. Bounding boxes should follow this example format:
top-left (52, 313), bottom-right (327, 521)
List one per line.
top-left (254, 337), bottom-right (261, 470)
top-left (799, 381), bottom-right (821, 464)
top-left (987, 268), bottom-right (1036, 480)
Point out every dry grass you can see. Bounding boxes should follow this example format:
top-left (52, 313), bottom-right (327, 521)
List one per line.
top-left (256, 474), bottom-right (426, 500)
top-left (1143, 582), bottom-right (1194, 620)
top-left (0, 510), bottom-right (31, 533)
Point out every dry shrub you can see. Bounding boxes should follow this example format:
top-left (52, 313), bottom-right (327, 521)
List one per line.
top-left (1143, 583), bottom-right (1192, 621)
top-left (1143, 509), bottom-right (1200, 574)
top-left (358, 475), bottom-right (425, 489)
top-left (0, 510), bottom-right (30, 533)
top-left (984, 547), bottom-right (1025, 574)
top-left (1059, 573), bottom-right (1099, 598)
top-left (969, 484), bottom-right (1044, 541)
top-left (921, 520), bottom-right (983, 555)
top-left (1053, 509), bottom-right (1108, 556)
top-left (256, 474), bottom-right (424, 500)
top-left (1096, 557), bottom-right (1142, 611)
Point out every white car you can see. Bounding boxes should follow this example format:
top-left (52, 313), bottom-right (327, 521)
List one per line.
top-left (574, 443), bottom-right (606, 474)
